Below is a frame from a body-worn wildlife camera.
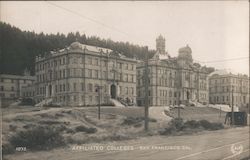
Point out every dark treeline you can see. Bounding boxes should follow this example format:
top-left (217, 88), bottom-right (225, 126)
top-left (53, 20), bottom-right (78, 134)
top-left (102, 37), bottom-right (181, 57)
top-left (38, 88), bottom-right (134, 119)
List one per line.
top-left (0, 22), bottom-right (155, 75)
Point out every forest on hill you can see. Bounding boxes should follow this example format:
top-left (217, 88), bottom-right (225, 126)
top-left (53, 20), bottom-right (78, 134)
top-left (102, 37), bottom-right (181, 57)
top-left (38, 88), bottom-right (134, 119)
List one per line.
top-left (0, 22), bottom-right (155, 75)
top-left (0, 22), bottom-right (214, 76)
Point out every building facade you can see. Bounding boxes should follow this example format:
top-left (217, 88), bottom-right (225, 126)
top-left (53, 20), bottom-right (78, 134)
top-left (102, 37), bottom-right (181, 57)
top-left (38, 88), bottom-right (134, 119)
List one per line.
top-left (0, 74), bottom-right (35, 99)
top-left (209, 71), bottom-right (249, 107)
top-left (35, 41), bottom-right (137, 106)
top-left (136, 36), bottom-right (209, 107)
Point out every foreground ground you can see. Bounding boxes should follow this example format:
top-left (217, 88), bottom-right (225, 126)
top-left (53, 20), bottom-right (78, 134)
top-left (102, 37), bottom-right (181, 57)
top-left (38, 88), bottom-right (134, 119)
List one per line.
top-left (2, 106), bottom-right (249, 160)
top-left (4, 126), bottom-right (249, 160)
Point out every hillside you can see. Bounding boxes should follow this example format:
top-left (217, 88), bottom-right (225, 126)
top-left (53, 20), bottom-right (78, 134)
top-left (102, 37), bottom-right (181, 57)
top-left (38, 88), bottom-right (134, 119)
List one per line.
top-left (0, 22), bottom-right (155, 75)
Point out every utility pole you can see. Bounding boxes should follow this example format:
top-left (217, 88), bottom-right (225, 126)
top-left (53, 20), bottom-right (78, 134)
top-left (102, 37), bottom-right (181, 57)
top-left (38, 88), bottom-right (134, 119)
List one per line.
top-left (144, 47), bottom-right (149, 131)
top-left (96, 86), bottom-right (101, 120)
top-left (231, 87), bottom-right (234, 126)
top-left (178, 75), bottom-right (181, 119)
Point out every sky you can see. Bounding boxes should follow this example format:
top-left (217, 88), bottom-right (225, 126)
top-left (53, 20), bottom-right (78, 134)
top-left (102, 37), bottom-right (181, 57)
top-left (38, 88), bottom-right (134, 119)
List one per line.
top-left (1, 1), bottom-right (249, 75)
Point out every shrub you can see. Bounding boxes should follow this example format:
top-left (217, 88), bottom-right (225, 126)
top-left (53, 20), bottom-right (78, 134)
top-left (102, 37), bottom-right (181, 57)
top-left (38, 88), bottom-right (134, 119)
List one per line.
top-left (9, 124), bottom-right (17, 131)
top-left (122, 117), bottom-right (157, 126)
top-left (199, 120), bottom-right (223, 130)
top-left (183, 120), bottom-right (200, 129)
top-left (159, 119), bottom-right (224, 135)
top-left (199, 120), bottom-right (212, 129)
top-left (122, 117), bottom-right (143, 125)
top-left (159, 118), bottom-right (184, 135)
top-left (2, 143), bottom-right (15, 155)
top-left (75, 125), bottom-right (97, 134)
top-left (38, 120), bottom-right (62, 125)
top-left (9, 126), bottom-right (65, 150)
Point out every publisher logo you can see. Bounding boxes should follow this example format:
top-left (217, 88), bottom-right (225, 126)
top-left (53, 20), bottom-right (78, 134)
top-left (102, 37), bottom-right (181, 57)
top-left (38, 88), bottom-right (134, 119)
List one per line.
top-left (231, 144), bottom-right (243, 155)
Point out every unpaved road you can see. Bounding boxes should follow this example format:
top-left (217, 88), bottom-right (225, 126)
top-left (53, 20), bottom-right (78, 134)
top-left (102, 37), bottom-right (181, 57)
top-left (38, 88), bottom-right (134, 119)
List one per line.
top-left (5, 126), bottom-right (249, 160)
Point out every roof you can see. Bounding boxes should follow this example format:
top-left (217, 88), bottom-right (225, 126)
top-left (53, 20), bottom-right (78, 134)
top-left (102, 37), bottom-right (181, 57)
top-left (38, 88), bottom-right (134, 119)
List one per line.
top-left (0, 74), bottom-right (36, 80)
top-left (209, 69), bottom-right (249, 78)
top-left (70, 41), bottom-right (113, 53)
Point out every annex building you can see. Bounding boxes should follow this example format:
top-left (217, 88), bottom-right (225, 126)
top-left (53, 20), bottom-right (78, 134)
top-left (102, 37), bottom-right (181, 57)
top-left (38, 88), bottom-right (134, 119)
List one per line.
top-left (209, 70), bottom-right (249, 108)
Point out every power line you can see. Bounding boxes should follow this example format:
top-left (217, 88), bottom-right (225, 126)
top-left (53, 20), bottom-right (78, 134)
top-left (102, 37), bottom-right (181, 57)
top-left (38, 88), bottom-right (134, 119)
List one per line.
top-left (195, 57), bottom-right (249, 64)
top-left (45, 1), bottom-right (130, 37)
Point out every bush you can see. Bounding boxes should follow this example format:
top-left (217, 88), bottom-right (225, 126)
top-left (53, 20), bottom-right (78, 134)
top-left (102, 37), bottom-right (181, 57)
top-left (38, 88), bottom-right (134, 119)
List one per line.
top-left (122, 117), bottom-right (143, 125)
top-left (199, 120), bottom-right (212, 129)
top-left (9, 126), bottom-right (65, 150)
top-left (183, 120), bottom-right (200, 129)
top-left (159, 119), bottom-right (224, 135)
top-left (9, 124), bottom-right (17, 131)
top-left (2, 143), bottom-right (15, 155)
top-left (122, 117), bottom-right (157, 126)
top-left (75, 125), bottom-right (97, 134)
top-left (159, 118), bottom-right (184, 135)
top-left (199, 120), bottom-right (224, 130)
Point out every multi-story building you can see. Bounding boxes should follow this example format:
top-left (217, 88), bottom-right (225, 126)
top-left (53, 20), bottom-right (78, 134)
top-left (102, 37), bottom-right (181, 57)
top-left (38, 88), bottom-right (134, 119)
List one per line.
top-left (21, 84), bottom-right (35, 99)
top-left (136, 35), bottom-right (209, 107)
top-left (0, 74), bottom-right (35, 99)
top-left (0, 73), bottom-right (35, 106)
top-left (35, 41), bottom-right (137, 106)
top-left (209, 70), bottom-right (249, 108)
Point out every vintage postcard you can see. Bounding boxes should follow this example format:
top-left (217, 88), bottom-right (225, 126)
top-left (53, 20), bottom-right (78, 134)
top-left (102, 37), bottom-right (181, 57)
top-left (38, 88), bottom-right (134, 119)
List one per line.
top-left (0, 1), bottom-right (249, 160)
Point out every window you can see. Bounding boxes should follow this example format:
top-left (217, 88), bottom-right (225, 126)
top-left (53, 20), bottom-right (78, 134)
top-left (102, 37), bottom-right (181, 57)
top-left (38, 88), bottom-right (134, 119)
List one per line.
top-left (88, 57), bottom-right (92, 65)
top-left (11, 86), bottom-right (14, 91)
top-left (125, 63), bottom-right (128, 70)
top-left (88, 69), bottom-right (92, 78)
top-left (94, 58), bottom-right (98, 65)
top-left (73, 58), bottom-right (77, 64)
top-left (74, 83), bottom-right (77, 91)
top-left (81, 83), bottom-right (84, 91)
top-left (89, 96), bottom-right (92, 103)
top-left (0, 86), bottom-right (4, 91)
top-left (63, 57), bottom-right (65, 64)
top-left (94, 70), bottom-right (98, 78)
top-left (103, 71), bottom-right (107, 79)
top-left (88, 83), bottom-right (93, 92)
top-left (67, 83), bottom-right (70, 91)
top-left (118, 62), bottom-right (122, 69)
top-left (120, 86), bottom-right (122, 94)
top-left (124, 74), bottom-right (128, 82)
top-left (63, 69), bottom-right (65, 78)
top-left (63, 84), bottom-right (65, 92)
top-left (125, 87), bottom-right (128, 94)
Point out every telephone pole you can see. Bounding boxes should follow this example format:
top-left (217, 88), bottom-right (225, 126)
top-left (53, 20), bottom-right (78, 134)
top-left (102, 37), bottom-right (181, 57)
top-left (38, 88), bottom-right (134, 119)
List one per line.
top-left (96, 86), bottom-right (101, 120)
top-left (144, 47), bottom-right (149, 131)
top-left (231, 87), bottom-right (234, 126)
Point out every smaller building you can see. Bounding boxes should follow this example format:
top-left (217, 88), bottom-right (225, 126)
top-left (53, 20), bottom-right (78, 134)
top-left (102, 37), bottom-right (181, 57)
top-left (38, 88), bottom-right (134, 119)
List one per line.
top-left (209, 70), bottom-right (249, 108)
top-left (21, 84), bottom-right (35, 99)
top-left (0, 74), bottom-right (36, 106)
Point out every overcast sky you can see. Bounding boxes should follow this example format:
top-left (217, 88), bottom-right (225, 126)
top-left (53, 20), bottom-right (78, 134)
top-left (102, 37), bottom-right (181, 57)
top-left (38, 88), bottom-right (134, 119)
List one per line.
top-left (1, 1), bottom-right (249, 75)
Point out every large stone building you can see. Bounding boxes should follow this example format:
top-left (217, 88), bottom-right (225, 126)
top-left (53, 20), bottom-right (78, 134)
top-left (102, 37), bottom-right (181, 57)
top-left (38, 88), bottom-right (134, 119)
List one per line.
top-left (35, 41), bottom-right (137, 106)
top-left (209, 70), bottom-right (249, 107)
top-left (136, 35), bottom-right (209, 107)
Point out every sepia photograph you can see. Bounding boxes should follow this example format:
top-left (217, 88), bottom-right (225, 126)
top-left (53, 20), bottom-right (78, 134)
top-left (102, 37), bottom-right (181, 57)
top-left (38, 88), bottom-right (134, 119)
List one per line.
top-left (0, 1), bottom-right (249, 160)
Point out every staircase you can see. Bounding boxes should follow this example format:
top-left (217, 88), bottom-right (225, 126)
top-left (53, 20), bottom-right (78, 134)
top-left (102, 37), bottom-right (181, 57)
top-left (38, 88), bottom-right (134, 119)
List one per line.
top-left (35, 98), bottom-right (53, 107)
top-left (110, 98), bottom-right (125, 107)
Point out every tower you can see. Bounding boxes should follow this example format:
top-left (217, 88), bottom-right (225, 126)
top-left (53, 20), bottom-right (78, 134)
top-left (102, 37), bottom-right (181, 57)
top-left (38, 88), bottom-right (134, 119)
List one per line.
top-left (156, 35), bottom-right (165, 54)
